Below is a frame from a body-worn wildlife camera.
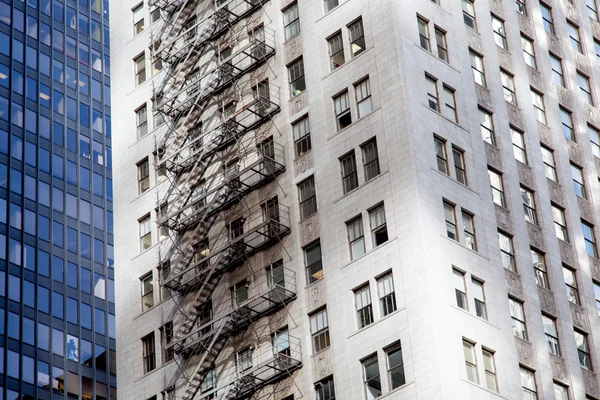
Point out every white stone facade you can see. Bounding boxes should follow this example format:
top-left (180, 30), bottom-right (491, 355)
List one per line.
top-left (110, 0), bottom-right (600, 399)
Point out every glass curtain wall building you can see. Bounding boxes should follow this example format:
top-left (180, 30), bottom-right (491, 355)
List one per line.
top-left (0, 0), bottom-right (115, 398)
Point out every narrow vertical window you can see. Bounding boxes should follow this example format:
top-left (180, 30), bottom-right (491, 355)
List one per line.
top-left (462, 210), bottom-right (477, 251)
top-left (288, 58), bottom-right (306, 98)
top-left (531, 249), bottom-right (549, 289)
top-left (462, 0), bottom-right (477, 29)
top-left (520, 186), bottom-right (537, 225)
top-left (552, 205), bottom-right (568, 242)
top-left (482, 349), bottom-right (498, 392)
top-left (550, 53), bottom-right (564, 86)
top-left (355, 78), bottom-right (373, 118)
top-left (418, 16), bottom-right (430, 51)
top-left (563, 266), bottom-right (580, 305)
top-left (511, 127), bottom-right (528, 164)
top-left (298, 176), bottom-right (317, 220)
top-left (141, 273), bottom-right (153, 312)
top-left (578, 72), bottom-right (594, 105)
top-left (435, 27), bottom-right (448, 61)
top-left (137, 158), bottom-right (149, 194)
top-left (378, 273), bottom-right (397, 316)
top-left (134, 53), bottom-right (146, 86)
top-left (426, 74), bottom-right (439, 112)
top-left (443, 201), bottom-right (457, 241)
top-left (139, 215), bottom-right (151, 251)
top-left (501, 70), bottom-right (517, 105)
top-left (435, 136), bottom-right (448, 174)
top-left (442, 85), bottom-right (457, 122)
top-left (553, 383), bottom-right (569, 400)
top-left (588, 124), bottom-right (600, 157)
top-left (582, 220), bottom-right (597, 257)
top-left (541, 3), bottom-right (554, 34)
top-left (520, 367), bottom-right (537, 398)
top-left (292, 116), bottom-right (311, 157)
top-left (362, 355), bottom-right (381, 399)
top-left (283, 2), bottom-right (300, 40)
top-left (142, 333), bottom-right (156, 374)
top-left (334, 91), bottom-right (352, 130)
top-left (305, 240), bottom-right (323, 284)
top-left (568, 22), bottom-right (583, 53)
top-left (386, 343), bottom-right (405, 389)
top-left (470, 51), bottom-right (486, 87)
top-left (328, 32), bottom-right (345, 71)
top-left (574, 330), bottom-right (592, 370)
top-left (369, 204), bottom-right (388, 246)
top-left (453, 269), bottom-right (467, 310)
top-left (542, 315), bottom-right (561, 356)
top-left (488, 168), bottom-right (505, 207)
top-left (479, 108), bottom-right (495, 144)
top-left (463, 340), bottom-right (478, 383)
top-left (347, 216), bottom-right (365, 260)
top-left (160, 322), bottom-right (174, 363)
top-left (310, 308), bottom-right (330, 353)
top-left (362, 139), bottom-right (380, 181)
top-left (492, 16), bottom-right (507, 49)
top-left (594, 281), bottom-right (600, 316)
top-left (340, 152), bottom-right (358, 194)
top-left (541, 145), bottom-right (557, 181)
top-left (355, 285), bottom-right (373, 328)
top-left (515, 0), bottom-right (527, 15)
top-left (588, 0), bottom-right (599, 21)
top-left (509, 297), bottom-right (528, 340)
top-left (499, 231), bottom-right (516, 271)
top-left (132, 3), bottom-right (144, 35)
top-left (472, 278), bottom-right (487, 319)
top-left (521, 35), bottom-right (536, 68)
top-left (531, 89), bottom-right (546, 124)
top-left (324, 0), bottom-right (339, 13)
top-left (348, 19), bottom-right (365, 57)
top-left (136, 104), bottom-right (148, 138)
top-left (453, 146), bottom-right (467, 185)
top-left (571, 163), bottom-right (586, 198)
top-left (315, 376), bottom-right (335, 400)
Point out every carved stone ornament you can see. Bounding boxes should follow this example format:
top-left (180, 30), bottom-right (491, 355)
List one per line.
top-left (578, 197), bottom-right (594, 222)
top-left (495, 205), bottom-right (513, 232)
top-left (519, 15), bottom-right (533, 36)
top-left (587, 106), bottom-right (600, 126)
top-left (559, 241), bottom-right (575, 265)
top-left (516, 339), bottom-right (535, 367)
top-left (517, 163), bottom-right (535, 188)
top-left (466, 29), bottom-right (482, 52)
top-left (490, 0), bottom-right (503, 15)
top-left (548, 181), bottom-right (565, 206)
top-left (550, 354), bottom-right (568, 381)
top-left (557, 86), bottom-right (573, 110)
top-left (307, 279), bottom-right (326, 311)
top-left (498, 49), bottom-right (512, 71)
top-left (593, 20), bottom-right (600, 38)
top-left (538, 122), bottom-right (553, 147)
top-left (566, 4), bottom-right (579, 21)
top-left (312, 347), bottom-right (333, 381)
top-left (507, 105), bottom-right (524, 128)
top-left (547, 35), bottom-right (562, 56)
top-left (570, 303), bottom-right (589, 331)
top-left (583, 369), bottom-right (600, 397)
top-left (476, 86), bottom-right (493, 110)
top-left (590, 258), bottom-right (600, 281)
top-left (538, 287), bottom-right (557, 315)
top-left (527, 223), bottom-right (545, 250)
top-left (294, 151), bottom-right (314, 176)
top-left (528, 69), bottom-right (545, 91)
top-left (485, 142), bottom-right (503, 170)
top-left (289, 91), bottom-right (308, 116)
top-left (568, 143), bottom-right (583, 165)
top-left (575, 52), bottom-right (590, 74)
top-left (505, 269), bottom-right (524, 298)
top-left (284, 36), bottom-right (302, 64)
top-left (300, 213), bottom-right (320, 246)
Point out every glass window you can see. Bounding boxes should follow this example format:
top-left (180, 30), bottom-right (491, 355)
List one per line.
top-left (52, 328), bottom-right (64, 356)
top-left (328, 31), bottom-right (345, 71)
top-left (463, 340), bottom-right (478, 383)
top-left (499, 231), bottom-right (516, 271)
top-left (283, 2), bottom-right (300, 40)
top-left (288, 58), bottom-right (305, 98)
top-left (347, 216), bottom-right (365, 260)
top-left (362, 355), bottom-right (381, 399)
top-left (509, 297), bottom-right (527, 340)
top-left (310, 308), bottom-right (330, 353)
top-left (521, 367), bottom-right (537, 398)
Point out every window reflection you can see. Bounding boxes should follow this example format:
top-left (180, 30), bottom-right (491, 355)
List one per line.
top-left (81, 339), bottom-right (93, 367)
top-left (38, 360), bottom-right (50, 389)
top-left (67, 334), bottom-right (79, 362)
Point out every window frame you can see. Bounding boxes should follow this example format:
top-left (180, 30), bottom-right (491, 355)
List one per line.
top-left (142, 332), bottom-right (156, 374)
top-left (134, 52), bottom-right (146, 87)
top-left (511, 126), bottom-right (528, 165)
top-left (531, 248), bottom-right (549, 289)
top-left (470, 50), bottom-right (486, 87)
top-left (361, 138), bottom-right (380, 182)
top-left (347, 216), bottom-right (366, 260)
top-left (141, 273), bottom-right (154, 312)
top-left (550, 53), bottom-right (564, 86)
top-left (582, 220), bottom-right (598, 258)
top-left (137, 157), bottom-right (150, 195)
top-left (452, 146), bottom-right (467, 185)
top-left (348, 18), bottom-right (365, 57)
top-left (435, 26), bottom-right (448, 62)
top-left (542, 314), bottom-right (561, 356)
top-left (283, 2), bottom-right (300, 41)
top-left (333, 90), bottom-right (352, 131)
top-left (568, 22), bottom-right (583, 53)
top-left (563, 266), bottom-right (580, 305)
top-left (378, 272), bottom-right (397, 316)
top-left (355, 285), bottom-right (374, 329)
top-left (541, 3), bottom-right (555, 34)
top-left (462, 0), bottom-right (477, 29)
top-left (499, 231), bottom-right (516, 271)
top-left (509, 297), bottom-right (528, 340)
top-left (520, 186), bottom-right (537, 225)
top-left (577, 71), bottom-right (594, 105)
top-left (355, 78), bottom-right (373, 118)
top-left (521, 35), bottom-right (536, 68)
top-left (501, 70), bottom-right (517, 105)
top-left (443, 200), bottom-right (457, 241)
top-left (462, 209), bottom-right (477, 251)
top-left (479, 108), bottom-right (495, 145)
top-left (552, 204), bottom-right (568, 242)
top-left (418, 16), bottom-right (430, 52)
top-left (298, 176), bottom-right (317, 220)
top-left (541, 145), bottom-right (557, 181)
top-left (488, 168), bottom-right (505, 207)
top-left (310, 308), bottom-right (331, 354)
top-left (492, 15), bottom-right (508, 49)
top-left (434, 136), bottom-right (448, 175)
top-left (288, 58), bottom-right (306, 98)
top-left (292, 115), bottom-right (311, 158)
top-left (327, 31), bottom-right (345, 71)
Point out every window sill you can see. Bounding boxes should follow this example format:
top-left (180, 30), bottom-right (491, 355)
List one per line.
top-left (449, 305), bottom-right (500, 331)
top-left (460, 379), bottom-right (509, 399)
top-left (333, 170), bottom-right (388, 205)
top-left (414, 43), bottom-right (456, 71)
top-left (134, 359), bottom-right (175, 384)
top-left (441, 235), bottom-right (489, 262)
top-left (327, 106), bottom-right (381, 142)
top-left (341, 237), bottom-right (397, 270)
top-left (423, 104), bottom-right (467, 133)
top-left (347, 308), bottom-right (404, 339)
top-left (431, 168), bottom-right (478, 196)
top-left (376, 380), bottom-right (416, 399)
top-left (321, 47), bottom-right (372, 81)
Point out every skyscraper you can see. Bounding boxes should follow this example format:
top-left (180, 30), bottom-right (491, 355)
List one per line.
top-left (113, 0), bottom-right (600, 399)
top-left (0, 0), bottom-right (116, 398)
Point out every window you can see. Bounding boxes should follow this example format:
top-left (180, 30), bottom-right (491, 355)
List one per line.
top-left (134, 53), bottom-right (146, 86)
top-left (362, 139), bottom-right (380, 181)
top-left (283, 2), bottom-right (300, 40)
top-left (589, 125), bottom-right (600, 157)
top-left (578, 72), bottom-right (593, 104)
top-left (480, 108), bottom-right (495, 145)
top-left (488, 169), bottom-right (505, 207)
top-left (511, 127), bottom-right (528, 164)
top-left (236, 347), bottom-right (253, 372)
top-left (435, 27), bottom-right (448, 61)
top-left (582, 220), bottom-right (598, 257)
top-left (541, 145), bottom-right (557, 181)
top-left (340, 152), bottom-right (358, 194)
top-left (588, 0), bottom-right (599, 20)
top-left (531, 89), bottom-right (546, 124)
top-left (378, 273), bottom-right (397, 316)
top-left (305, 241), bottom-right (323, 284)
top-left (298, 176), bottom-right (317, 219)
top-left (453, 269), bottom-right (467, 309)
top-left (426, 74), bottom-right (439, 112)
top-left (531, 249), bottom-right (549, 289)
top-left (324, 0), bottom-right (338, 13)
top-left (462, 0), bottom-right (476, 29)
top-left (501, 70), bottom-right (517, 105)
top-left (386, 343), bottom-right (405, 389)
top-left (370, 204), bottom-right (388, 246)
top-left (470, 51), bottom-right (486, 87)
top-left (453, 147), bottom-right (467, 185)
top-left (141, 273), bottom-right (153, 312)
top-left (492, 16), bottom-right (507, 49)
top-left (310, 308), bottom-right (330, 353)
top-left (483, 349), bottom-right (497, 392)
top-left (355, 285), bottom-right (373, 328)
top-left (355, 78), bottom-right (373, 118)
top-left (571, 163), bottom-right (586, 198)
top-left (542, 314), bottom-right (561, 356)
top-left (444, 201), bottom-right (457, 241)
top-left (328, 32), bottom-right (345, 71)
top-left (521, 186), bottom-right (537, 225)
top-left (435, 136), bottom-right (448, 174)
top-left (136, 104), bottom-right (148, 138)
top-left (463, 210), bottom-right (477, 250)
top-left (288, 58), bottom-right (305, 97)
top-left (160, 322), bottom-right (174, 363)
top-left (568, 22), bottom-right (582, 53)
top-left (499, 231), bottom-right (516, 271)
top-left (137, 158), bottom-right (150, 194)
top-left (132, 4), bottom-right (144, 35)
top-left (139, 215), bottom-right (151, 251)
top-left (418, 16), bottom-right (430, 51)
top-left (509, 297), bottom-right (528, 340)
top-left (362, 355), bottom-right (381, 399)
top-left (150, 8), bottom-right (160, 24)
top-left (472, 278), bottom-right (487, 319)
top-left (349, 19), bottom-right (365, 57)
top-left (594, 281), bottom-right (600, 316)
top-left (516, 0), bottom-right (527, 14)
top-left (550, 53), bottom-right (564, 86)
top-left (463, 340), bottom-right (478, 383)
top-left (292, 116), bottom-right (311, 157)
top-left (315, 376), bottom-right (335, 400)
top-left (142, 333), bottom-right (156, 374)
top-left (541, 3), bottom-right (555, 34)
top-left (334, 91), bottom-right (351, 130)
top-left (347, 216), bottom-right (365, 260)
top-left (442, 85), bottom-right (457, 122)
top-left (521, 36), bottom-right (536, 68)
top-left (552, 205), bottom-right (568, 242)
top-left (563, 266), bottom-right (580, 305)
top-left (554, 382), bottom-right (569, 400)
top-left (520, 367), bottom-right (537, 399)
top-left (574, 330), bottom-right (592, 370)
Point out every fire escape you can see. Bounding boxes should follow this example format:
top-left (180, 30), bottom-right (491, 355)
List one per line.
top-left (150, 0), bottom-right (301, 399)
